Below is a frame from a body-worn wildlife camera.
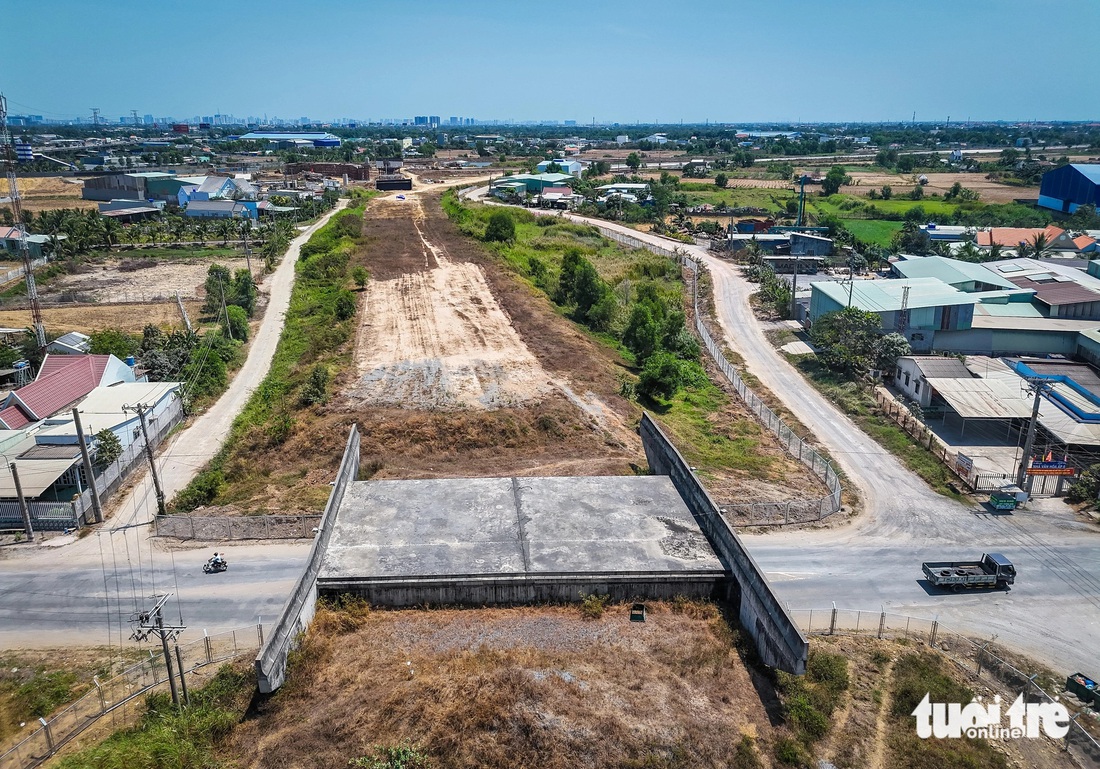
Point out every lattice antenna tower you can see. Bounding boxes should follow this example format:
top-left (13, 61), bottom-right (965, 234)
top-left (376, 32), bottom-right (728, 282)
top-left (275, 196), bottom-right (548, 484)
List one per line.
top-left (896, 285), bottom-right (911, 335)
top-left (0, 94), bottom-right (47, 351)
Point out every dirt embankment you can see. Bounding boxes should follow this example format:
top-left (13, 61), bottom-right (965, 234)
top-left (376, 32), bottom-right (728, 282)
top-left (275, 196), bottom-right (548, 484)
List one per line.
top-left (341, 195), bottom-right (644, 476)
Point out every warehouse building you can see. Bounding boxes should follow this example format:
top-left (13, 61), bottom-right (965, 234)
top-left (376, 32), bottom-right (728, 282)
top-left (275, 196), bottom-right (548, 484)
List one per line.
top-left (1038, 163), bottom-right (1100, 214)
top-left (237, 131), bottom-right (341, 148)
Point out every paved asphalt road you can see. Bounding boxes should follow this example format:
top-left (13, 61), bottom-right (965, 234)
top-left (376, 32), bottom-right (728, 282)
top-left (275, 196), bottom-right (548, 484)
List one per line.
top-left (0, 179), bottom-right (491, 651)
top-left (0, 203), bottom-right (353, 646)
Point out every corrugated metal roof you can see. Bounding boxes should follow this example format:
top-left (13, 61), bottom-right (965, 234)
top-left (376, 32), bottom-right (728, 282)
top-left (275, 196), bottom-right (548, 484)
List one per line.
top-left (1070, 164), bottom-right (1100, 185)
top-left (0, 458), bottom-right (81, 497)
top-left (925, 376), bottom-right (1034, 419)
top-left (893, 256), bottom-right (1019, 290)
top-left (905, 356), bottom-right (971, 379)
top-left (18, 444), bottom-right (81, 461)
top-left (1008, 277), bottom-right (1100, 306)
top-left (812, 278), bottom-right (973, 312)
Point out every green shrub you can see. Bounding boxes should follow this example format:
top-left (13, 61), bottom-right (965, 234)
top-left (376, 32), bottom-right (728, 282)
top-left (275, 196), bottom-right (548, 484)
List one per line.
top-left (173, 469), bottom-right (225, 512)
top-left (222, 305), bottom-right (249, 342)
top-left (484, 210), bottom-right (515, 242)
top-left (638, 352), bottom-right (685, 400)
top-left (335, 290), bottom-right (357, 321)
top-left (579, 593), bottom-right (610, 619)
top-left (300, 364), bottom-right (330, 406)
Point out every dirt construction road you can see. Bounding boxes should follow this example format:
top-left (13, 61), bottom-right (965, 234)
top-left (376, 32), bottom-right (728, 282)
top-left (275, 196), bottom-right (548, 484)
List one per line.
top-left (350, 198), bottom-right (551, 410)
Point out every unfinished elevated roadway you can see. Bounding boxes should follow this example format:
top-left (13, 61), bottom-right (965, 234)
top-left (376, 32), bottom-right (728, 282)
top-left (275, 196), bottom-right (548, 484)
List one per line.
top-left (256, 419), bottom-right (808, 692)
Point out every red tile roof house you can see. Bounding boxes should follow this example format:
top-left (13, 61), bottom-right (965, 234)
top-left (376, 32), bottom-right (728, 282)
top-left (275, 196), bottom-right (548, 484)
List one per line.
top-left (0, 354), bottom-right (139, 430)
top-left (976, 225), bottom-right (1075, 250)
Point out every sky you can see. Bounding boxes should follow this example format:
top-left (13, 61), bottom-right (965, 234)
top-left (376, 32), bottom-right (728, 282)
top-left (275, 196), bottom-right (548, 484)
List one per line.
top-left (8, 0), bottom-right (1099, 124)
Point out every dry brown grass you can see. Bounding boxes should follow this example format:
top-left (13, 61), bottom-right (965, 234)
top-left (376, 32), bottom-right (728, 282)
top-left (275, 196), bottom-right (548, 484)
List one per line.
top-left (230, 602), bottom-right (772, 769)
top-left (1, 176), bottom-right (95, 212)
top-left (0, 301), bottom-right (201, 335)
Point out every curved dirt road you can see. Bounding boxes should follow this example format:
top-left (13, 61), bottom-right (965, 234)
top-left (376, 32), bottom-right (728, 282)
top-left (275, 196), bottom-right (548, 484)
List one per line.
top-left (466, 195), bottom-right (1100, 672)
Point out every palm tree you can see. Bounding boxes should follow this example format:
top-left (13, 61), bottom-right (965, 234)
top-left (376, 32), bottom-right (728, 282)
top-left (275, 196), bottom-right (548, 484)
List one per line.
top-left (195, 220), bottom-right (209, 246)
top-left (216, 218), bottom-right (234, 246)
top-left (1030, 232), bottom-right (1052, 258)
top-left (988, 243), bottom-right (1003, 261)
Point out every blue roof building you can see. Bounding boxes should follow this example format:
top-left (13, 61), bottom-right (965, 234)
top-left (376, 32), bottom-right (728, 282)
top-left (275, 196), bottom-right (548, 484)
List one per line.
top-left (238, 131), bottom-right (341, 148)
top-left (1038, 164), bottom-right (1100, 214)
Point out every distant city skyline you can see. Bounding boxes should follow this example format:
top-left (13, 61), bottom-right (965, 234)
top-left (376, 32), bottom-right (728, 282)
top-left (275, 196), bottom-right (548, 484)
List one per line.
top-left (9, 0), bottom-right (1099, 124)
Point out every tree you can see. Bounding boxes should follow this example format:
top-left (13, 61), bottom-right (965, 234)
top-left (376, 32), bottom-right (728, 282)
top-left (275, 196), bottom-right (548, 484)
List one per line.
top-left (93, 429), bottom-right (123, 470)
top-left (821, 166), bottom-right (849, 196)
top-left (907, 184), bottom-right (925, 200)
top-left (809, 306), bottom-right (883, 374)
top-left (1030, 232), bottom-right (1053, 258)
top-left (623, 304), bottom-right (662, 363)
top-left (202, 264), bottom-right (232, 315)
top-left (300, 364), bottom-right (330, 406)
top-left (88, 329), bottom-right (139, 358)
top-left (625, 152), bottom-right (641, 172)
top-left (880, 185), bottom-right (893, 200)
top-left (637, 352), bottom-right (684, 400)
top-left (231, 269), bottom-right (257, 316)
top-left (352, 265), bottom-right (369, 290)
top-left (222, 305), bottom-right (249, 341)
top-left (484, 210), bottom-right (515, 243)
top-left (874, 332), bottom-right (911, 372)
top-left (715, 172), bottom-right (729, 188)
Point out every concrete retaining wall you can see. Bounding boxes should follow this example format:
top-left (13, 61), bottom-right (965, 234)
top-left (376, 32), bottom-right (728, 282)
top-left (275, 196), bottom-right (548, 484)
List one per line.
top-left (640, 413), bottom-right (809, 674)
top-left (254, 426), bottom-right (360, 694)
top-left (319, 572), bottom-right (727, 607)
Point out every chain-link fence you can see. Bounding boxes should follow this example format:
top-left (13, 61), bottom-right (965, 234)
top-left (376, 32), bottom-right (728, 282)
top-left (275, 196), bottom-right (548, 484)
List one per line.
top-left (154, 514), bottom-right (321, 540)
top-left (593, 226), bottom-right (844, 526)
top-left (792, 605), bottom-right (1100, 766)
top-left (0, 625), bottom-right (264, 769)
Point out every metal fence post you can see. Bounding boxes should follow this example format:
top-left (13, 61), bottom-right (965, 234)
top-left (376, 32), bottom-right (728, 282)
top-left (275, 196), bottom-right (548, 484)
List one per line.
top-left (829, 602), bottom-right (837, 635)
top-left (204, 630), bottom-right (212, 664)
top-left (94, 675), bottom-right (106, 713)
top-left (930, 619), bottom-right (939, 648)
top-left (40, 717), bottom-right (54, 755)
top-left (257, 621), bottom-right (264, 647)
top-left (878, 607), bottom-right (886, 639)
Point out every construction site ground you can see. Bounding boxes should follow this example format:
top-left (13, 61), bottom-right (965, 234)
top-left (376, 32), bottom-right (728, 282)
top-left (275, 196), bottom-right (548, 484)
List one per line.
top-left (2, 176), bottom-right (94, 212)
top-left (219, 602), bottom-right (1077, 769)
top-left (206, 191), bottom-right (827, 515)
top-left (0, 301), bottom-right (204, 335)
top-left (39, 255), bottom-right (251, 303)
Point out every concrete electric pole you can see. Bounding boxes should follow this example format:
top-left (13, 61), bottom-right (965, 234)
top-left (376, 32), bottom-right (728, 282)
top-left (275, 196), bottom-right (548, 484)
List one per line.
top-left (122, 403), bottom-right (166, 516)
top-left (130, 593), bottom-right (186, 707)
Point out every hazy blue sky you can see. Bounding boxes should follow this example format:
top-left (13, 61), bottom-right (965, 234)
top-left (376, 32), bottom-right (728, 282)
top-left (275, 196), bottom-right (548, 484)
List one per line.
top-left (8, 0), bottom-right (1098, 123)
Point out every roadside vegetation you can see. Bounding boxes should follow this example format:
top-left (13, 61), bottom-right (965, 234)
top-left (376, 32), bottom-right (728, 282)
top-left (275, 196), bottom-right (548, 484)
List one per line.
top-left (172, 203), bottom-right (366, 512)
top-left (52, 664), bottom-right (253, 769)
top-left (445, 192), bottom-right (812, 488)
top-left (0, 656), bottom-right (99, 743)
top-left (757, 306), bottom-right (962, 498)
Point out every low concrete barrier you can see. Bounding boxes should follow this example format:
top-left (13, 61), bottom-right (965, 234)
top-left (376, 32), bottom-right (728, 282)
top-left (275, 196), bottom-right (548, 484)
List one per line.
top-left (254, 426), bottom-right (359, 694)
top-left (640, 413), bottom-right (809, 674)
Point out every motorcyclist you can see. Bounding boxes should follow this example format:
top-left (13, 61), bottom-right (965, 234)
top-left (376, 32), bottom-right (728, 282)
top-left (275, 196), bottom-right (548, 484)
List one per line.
top-left (210, 552), bottom-right (225, 568)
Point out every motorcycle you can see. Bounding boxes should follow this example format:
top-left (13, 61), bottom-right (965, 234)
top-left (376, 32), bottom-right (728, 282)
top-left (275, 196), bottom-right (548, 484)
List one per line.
top-left (203, 558), bottom-right (228, 574)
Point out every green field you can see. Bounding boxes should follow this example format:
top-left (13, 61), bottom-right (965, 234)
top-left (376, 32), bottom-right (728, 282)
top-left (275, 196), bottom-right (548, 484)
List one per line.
top-left (838, 219), bottom-right (905, 247)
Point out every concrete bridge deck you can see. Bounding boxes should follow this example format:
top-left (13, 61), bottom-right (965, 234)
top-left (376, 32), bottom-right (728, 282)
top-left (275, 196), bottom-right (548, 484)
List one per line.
top-left (318, 475), bottom-right (728, 605)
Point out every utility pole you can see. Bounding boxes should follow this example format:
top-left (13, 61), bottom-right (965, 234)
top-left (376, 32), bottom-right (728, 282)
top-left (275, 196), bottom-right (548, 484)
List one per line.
top-left (1, 94), bottom-right (47, 352)
top-left (9, 463), bottom-right (34, 542)
top-left (71, 409), bottom-right (103, 523)
top-left (220, 284), bottom-right (232, 341)
top-left (130, 594), bottom-right (185, 707)
top-left (790, 253), bottom-right (800, 321)
top-left (123, 403), bottom-right (166, 516)
top-left (1015, 379), bottom-right (1052, 489)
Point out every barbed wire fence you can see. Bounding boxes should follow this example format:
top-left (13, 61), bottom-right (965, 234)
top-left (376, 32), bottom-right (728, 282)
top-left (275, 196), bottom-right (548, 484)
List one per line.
top-left (0, 624), bottom-right (265, 769)
top-left (593, 226), bottom-right (844, 526)
top-left (792, 604), bottom-right (1100, 766)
